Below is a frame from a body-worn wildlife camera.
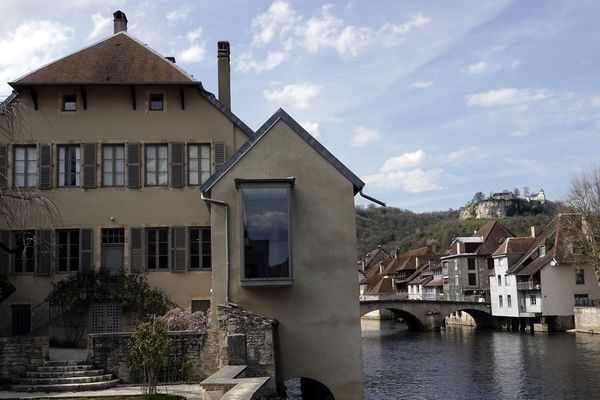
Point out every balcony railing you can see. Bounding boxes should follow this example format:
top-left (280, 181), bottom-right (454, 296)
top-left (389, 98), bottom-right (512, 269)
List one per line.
top-left (517, 281), bottom-right (541, 291)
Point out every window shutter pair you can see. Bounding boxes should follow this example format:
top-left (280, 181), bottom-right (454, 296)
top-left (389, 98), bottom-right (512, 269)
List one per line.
top-left (0, 144), bottom-right (7, 188)
top-left (82, 143), bottom-right (97, 188)
top-left (0, 230), bottom-right (9, 275)
top-left (214, 141), bottom-right (226, 170)
top-left (129, 227), bottom-right (187, 272)
top-left (127, 143), bottom-right (141, 188)
top-left (80, 229), bottom-right (93, 271)
top-left (35, 230), bottom-right (52, 276)
top-left (39, 144), bottom-right (52, 189)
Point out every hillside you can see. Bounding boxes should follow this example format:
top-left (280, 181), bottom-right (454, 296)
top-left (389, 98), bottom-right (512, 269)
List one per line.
top-left (355, 202), bottom-right (559, 258)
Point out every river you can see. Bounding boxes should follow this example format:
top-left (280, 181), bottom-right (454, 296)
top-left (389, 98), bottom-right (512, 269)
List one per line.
top-left (361, 319), bottom-right (600, 400)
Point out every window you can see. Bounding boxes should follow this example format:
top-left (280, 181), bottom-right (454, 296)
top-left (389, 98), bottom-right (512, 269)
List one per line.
top-left (191, 299), bottom-right (210, 315)
top-left (497, 275), bottom-right (502, 286)
top-left (576, 269), bottom-right (585, 285)
top-left (14, 230), bottom-right (35, 273)
top-left (530, 295), bottom-right (537, 305)
top-left (507, 295), bottom-right (512, 308)
top-left (62, 95), bottom-right (77, 112)
top-left (467, 258), bottom-right (475, 270)
top-left (11, 305), bottom-right (31, 336)
top-left (101, 228), bottom-right (124, 272)
top-left (575, 294), bottom-right (589, 306)
top-left (188, 144), bottom-right (211, 185)
top-left (146, 228), bottom-right (169, 270)
top-left (57, 229), bottom-right (80, 272)
top-left (102, 145), bottom-right (125, 186)
top-left (145, 145), bottom-right (168, 186)
top-left (149, 94), bottom-right (163, 111)
top-left (238, 179), bottom-right (293, 286)
top-left (499, 295), bottom-right (503, 307)
top-left (190, 227), bottom-right (211, 269)
top-left (505, 275), bottom-right (510, 286)
top-left (58, 145), bottom-right (80, 187)
top-left (13, 146), bottom-right (37, 187)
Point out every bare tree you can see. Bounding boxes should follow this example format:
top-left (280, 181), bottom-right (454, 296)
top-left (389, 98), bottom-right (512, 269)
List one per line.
top-left (566, 166), bottom-right (600, 285)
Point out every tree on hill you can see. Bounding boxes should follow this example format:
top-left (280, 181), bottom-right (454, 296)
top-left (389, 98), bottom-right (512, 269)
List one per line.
top-left (471, 191), bottom-right (485, 204)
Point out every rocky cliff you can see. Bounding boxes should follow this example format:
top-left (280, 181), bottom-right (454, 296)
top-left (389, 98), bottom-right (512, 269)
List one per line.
top-left (459, 199), bottom-right (514, 220)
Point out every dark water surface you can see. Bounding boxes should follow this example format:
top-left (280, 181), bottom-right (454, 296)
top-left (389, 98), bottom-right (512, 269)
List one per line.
top-left (362, 319), bottom-right (600, 400)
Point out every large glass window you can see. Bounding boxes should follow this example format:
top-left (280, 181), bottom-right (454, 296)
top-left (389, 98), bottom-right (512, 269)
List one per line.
top-left (58, 145), bottom-right (80, 187)
top-left (239, 181), bottom-right (292, 286)
top-left (188, 144), bottom-right (211, 185)
top-left (14, 230), bottom-right (35, 273)
top-left (102, 145), bottom-right (125, 186)
top-left (146, 228), bottom-right (169, 270)
top-left (14, 146), bottom-right (37, 187)
top-left (57, 229), bottom-right (79, 272)
top-left (190, 227), bottom-right (211, 269)
top-left (145, 145), bottom-right (168, 186)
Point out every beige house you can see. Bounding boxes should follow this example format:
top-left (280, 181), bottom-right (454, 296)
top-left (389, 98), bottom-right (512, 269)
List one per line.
top-left (0, 11), bottom-right (367, 399)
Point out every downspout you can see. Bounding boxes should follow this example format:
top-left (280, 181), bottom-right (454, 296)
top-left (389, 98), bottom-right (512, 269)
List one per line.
top-left (201, 192), bottom-right (231, 304)
top-left (359, 189), bottom-right (386, 207)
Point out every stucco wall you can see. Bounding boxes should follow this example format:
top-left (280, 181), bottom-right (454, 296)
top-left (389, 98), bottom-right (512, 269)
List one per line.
top-left (574, 306), bottom-right (600, 333)
top-left (209, 119), bottom-right (364, 399)
top-left (541, 264), bottom-right (600, 316)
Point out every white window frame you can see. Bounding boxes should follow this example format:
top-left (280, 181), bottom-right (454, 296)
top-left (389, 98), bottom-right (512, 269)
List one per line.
top-left (13, 145), bottom-right (37, 188)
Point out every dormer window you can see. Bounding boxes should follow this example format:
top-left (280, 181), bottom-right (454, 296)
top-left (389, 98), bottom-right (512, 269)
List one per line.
top-left (62, 95), bottom-right (77, 112)
top-left (149, 94), bottom-right (164, 111)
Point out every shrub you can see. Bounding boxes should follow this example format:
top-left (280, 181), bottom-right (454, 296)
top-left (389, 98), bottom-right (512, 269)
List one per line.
top-left (160, 307), bottom-right (210, 331)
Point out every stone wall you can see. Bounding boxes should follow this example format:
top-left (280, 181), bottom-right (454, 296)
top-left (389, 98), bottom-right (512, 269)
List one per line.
top-left (87, 331), bottom-right (220, 383)
top-left (574, 306), bottom-right (600, 333)
top-left (445, 311), bottom-right (476, 327)
top-left (0, 336), bottom-right (49, 381)
top-left (217, 305), bottom-right (278, 397)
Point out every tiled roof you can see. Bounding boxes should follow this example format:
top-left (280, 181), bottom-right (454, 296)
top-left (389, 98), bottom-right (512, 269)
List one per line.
top-left (424, 278), bottom-right (444, 287)
top-left (11, 32), bottom-right (196, 86)
top-left (445, 220), bottom-right (514, 257)
top-left (408, 275), bottom-right (433, 286)
top-left (492, 237), bottom-right (536, 257)
top-left (381, 246), bottom-right (439, 275)
top-left (364, 275), bottom-right (395, 294)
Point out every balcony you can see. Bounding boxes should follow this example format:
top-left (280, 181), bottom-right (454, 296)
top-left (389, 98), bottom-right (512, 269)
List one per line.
top-left (517, 281), bottom-right (540, 291)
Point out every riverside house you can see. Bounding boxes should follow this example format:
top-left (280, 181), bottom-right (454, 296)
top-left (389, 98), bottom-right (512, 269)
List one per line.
top-left (0, 10), bottom-right (370, 399)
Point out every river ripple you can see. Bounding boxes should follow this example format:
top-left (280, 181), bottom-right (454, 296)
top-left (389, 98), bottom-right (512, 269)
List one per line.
top-left (362, 319), bottom-right (600, 400)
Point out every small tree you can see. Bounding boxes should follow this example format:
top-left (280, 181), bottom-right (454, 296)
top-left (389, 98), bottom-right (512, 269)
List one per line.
top-left (471, 191), bottom-right (485, 204)
top-left (523, 186), bottom-right (530, 198)
top-left (513, 188), bottom-right (520, 198)
top-left (566, 167), bottom-right (600, 285)
top-left (128, 318), bottom-right (172, 396)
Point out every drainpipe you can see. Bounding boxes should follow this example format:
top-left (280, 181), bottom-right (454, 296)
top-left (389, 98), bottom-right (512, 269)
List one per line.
top-left (201, 192), bottom-right (231, 304)
top-left (359, 189), bottom-right (386, 207)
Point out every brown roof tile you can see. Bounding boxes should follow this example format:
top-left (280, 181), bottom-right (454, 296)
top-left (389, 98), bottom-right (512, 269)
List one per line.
top-left (11, 33), bottom-right (196, 86)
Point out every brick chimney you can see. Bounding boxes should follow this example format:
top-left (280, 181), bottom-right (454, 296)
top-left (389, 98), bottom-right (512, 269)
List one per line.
top-left (217, 41), bottom-right (231, 110)
top-left (113, 10), bottom-right (128, 34)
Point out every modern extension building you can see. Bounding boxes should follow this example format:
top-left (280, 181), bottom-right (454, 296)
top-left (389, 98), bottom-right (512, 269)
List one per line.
top-left (0, 11), bottom-right (368, 399)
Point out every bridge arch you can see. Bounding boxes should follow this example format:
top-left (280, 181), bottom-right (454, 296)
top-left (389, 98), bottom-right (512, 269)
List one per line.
top-left (284, 376), bottom-right (335, 399)
top-left (360, 306), bottom-right (425, 330)
top-left (442, 308), bottom-right (497, 329)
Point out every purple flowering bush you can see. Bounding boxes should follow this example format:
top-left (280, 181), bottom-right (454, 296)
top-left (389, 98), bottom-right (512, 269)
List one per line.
top-left (160, 307), bottom-right (210, 331)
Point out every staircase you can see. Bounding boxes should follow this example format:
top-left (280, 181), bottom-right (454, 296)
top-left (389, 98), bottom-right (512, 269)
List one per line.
top-left (13, 360), bottom-right (119, 392)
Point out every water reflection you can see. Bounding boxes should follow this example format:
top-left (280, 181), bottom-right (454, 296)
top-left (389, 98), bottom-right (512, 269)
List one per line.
top-left (362, 319), bottom-right (600, 400)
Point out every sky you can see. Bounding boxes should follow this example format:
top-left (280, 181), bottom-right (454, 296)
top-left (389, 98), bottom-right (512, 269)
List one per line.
top-left (1, 0), bottom-right (599, 212)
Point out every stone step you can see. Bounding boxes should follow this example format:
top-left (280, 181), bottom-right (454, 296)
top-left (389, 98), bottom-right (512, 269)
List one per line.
top-left (43, 360), bottom-right (88, 367)
top-left (13, 378), bottom-right (120, 393)
top-left (26, 369), bottom-right (106, 378)
top-left (37, 364), bottom-right (93, 372)
top-left (21, 374), bottom-right (114, 385)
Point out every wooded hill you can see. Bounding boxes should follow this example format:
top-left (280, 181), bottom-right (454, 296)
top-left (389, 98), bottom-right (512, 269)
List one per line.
top-left (356, 201), bottom-right (559, 258)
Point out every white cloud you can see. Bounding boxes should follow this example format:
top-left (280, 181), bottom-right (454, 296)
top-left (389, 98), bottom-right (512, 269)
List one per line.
top-left (410, 81), bottom-right (434, 88)
top-left (263, 82), bottom-right (321, 108)
top-left (591, 95), bottom-right (600, 107)
top-left (363, 168), bottom-right (445, 193)
top-left (88, 12), bottom-right (111, 40)
top-left (446, 146), bottom-right (485, 163)
top-left (379, 14), bottom-right (431, 47)
top-left (465, 61), bottom-right (500, 74)
top-left (176, 27), bottom-right (206, 63)
top-left (300, 121), bottom-right (320, 139)
top-left (510, 130), bottom-right (529, 137)
top-left (251, 0), bottom-right (299, 46)
top-left (237, 51), bottom-right (287, 73)
top-left (166, 8), bottom-right (189, 25)
top-left (381, 150), bottom-right (427, 171)
top-left (466, 88), bottom-right (552, 107)
top-left (0, 20), bottom-right (72, 94)
top-left (351, 126), bottom-right (381, 147)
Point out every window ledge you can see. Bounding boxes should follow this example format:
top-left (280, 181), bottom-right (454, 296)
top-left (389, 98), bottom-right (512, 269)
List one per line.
top-left (241, 278), bottom-right (293, 288)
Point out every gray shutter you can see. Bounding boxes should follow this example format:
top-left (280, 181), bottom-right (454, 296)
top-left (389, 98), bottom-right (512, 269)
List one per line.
top-left (171, 227), bottom-right (186, 271)
top-left (0, 144), bottom-right (7, 188)
top-left (83, 143), bottom-right (97, 188)
top-left (36, 230), bottom-right (52, 276)
top-left (39, 144), bottom-right (52, 189)
top-left (214, 141), bottom-right (226, 170)
top-left (130, 227), bottom-right (144, 273)
top-left (80, 229), bottom-right (93, 272)
top-left (127, 143), bottom-right (140, 188)
top-left (170, 143), bottom-right (184, 187)
top-left (0, 230), bottom-right (10, 275)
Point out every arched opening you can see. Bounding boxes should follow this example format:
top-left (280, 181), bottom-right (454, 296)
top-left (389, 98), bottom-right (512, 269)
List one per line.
top-left (443, 308), bottom-right (497, 329)
top-left (360, 307), bottom-right (425, 331)
top-left (284, 377), bottom-right (335, 399)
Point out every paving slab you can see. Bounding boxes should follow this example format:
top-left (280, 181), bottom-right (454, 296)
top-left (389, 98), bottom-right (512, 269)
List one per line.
top-left (0, 384), bottom-right (204, 400)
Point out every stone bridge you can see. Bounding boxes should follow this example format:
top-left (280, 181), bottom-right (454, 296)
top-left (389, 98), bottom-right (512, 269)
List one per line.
top-left (360, 294), bottom-right (495, 331)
